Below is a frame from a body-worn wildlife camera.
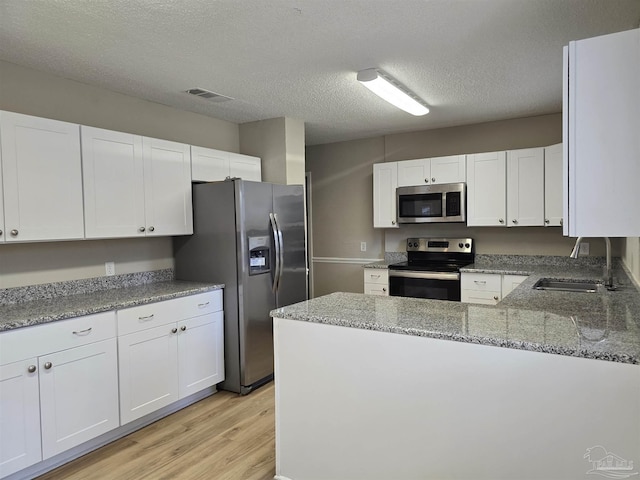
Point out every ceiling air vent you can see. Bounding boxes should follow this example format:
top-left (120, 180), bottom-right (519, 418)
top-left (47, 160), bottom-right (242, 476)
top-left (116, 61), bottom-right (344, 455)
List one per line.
top-left (185, 88), bottom-right (233, 103)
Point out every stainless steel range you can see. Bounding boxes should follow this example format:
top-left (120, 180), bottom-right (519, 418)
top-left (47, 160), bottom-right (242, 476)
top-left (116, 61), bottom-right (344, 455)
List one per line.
top-left (388, 237), bottom-right (474, 301)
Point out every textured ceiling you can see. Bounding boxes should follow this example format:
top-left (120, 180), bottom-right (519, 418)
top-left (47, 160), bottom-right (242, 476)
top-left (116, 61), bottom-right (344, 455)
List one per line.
top-left (1, 0), bottom-right (639, 145)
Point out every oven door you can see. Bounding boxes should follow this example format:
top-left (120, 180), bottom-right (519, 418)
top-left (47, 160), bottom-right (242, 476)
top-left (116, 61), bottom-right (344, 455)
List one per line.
top-left (389, 271), bottom-right (461, 301)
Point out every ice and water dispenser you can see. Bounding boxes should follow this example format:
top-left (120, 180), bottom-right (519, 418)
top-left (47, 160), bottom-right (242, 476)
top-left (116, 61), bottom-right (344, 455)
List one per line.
top-left (248, 236), bottom-right (270, 275)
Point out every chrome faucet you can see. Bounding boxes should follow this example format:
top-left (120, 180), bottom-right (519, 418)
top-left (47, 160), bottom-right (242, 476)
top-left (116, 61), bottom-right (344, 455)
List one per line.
top-left (570, 237), bottom-right (615, 289)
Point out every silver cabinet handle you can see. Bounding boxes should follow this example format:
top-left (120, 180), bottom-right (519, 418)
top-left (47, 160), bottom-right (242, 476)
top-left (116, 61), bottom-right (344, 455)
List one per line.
top-left (431, 177), bottom-right (436, 182)
top-left (493, 296), bottom-right (499, 301)
top-left (28, 365), bottom-right (37, 373)
top-left (180, 326), bottom-right (186, 331)
top-left (370, 274), bottom-right (380, 279)
top-left (0, 229), bottom-right (3, 236)
top-left (139, 226), bottom-right (146, 232)
top-left (11, 229), bottom-right (18, 236)
top-left (544, 219), bottom-right (550, 224)
top-left (72, 327), bottom-right (92, 336)
top-left (138, 314), bottom-right (154, 321)
top-left (560, 218), bottom-right (563, 226)
top-left (498, 219), bottom-right (504, 224)
top-left (44, 362), bottom-right (52, 370)
top-left (382, 288), bottom-right (387, 292)
top-left (424, 178), bottom-right (429, 183)
top-left (391, 220), bottom-right (396, 225)
top-left (148, 226), bottom-right (155, 232)
top-left (512, 219), bottom-right (518, 224)
top-left (171, 328), bottom-right (178, 334)
top-left (197, 302), bottom-right (210, 307)
top-left (474, 280), bottom-right (486, 285)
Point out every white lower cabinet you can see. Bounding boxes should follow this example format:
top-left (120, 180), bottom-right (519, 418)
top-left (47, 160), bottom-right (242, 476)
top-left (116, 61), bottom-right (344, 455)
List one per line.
top-left (363, 268), bottom-right (389, 296)
top-left (117, 291), bottom-right (224, 425)
top-left (0, 312), bottom-right (118, 478)
top-left (461, 272), bottom-right (528, 305)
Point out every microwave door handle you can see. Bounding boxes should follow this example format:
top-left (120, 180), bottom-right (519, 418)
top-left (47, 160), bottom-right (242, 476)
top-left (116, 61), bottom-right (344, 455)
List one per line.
top-left (273, 213), bottom-right (285, 292)
top-left (269, 213), bottom-right (281, 293)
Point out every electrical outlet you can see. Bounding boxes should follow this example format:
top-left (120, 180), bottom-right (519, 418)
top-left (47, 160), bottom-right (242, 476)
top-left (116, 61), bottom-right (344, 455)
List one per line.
top-left (579, 242), bottom-right (590, 256)
top-left (105, 261), bottom-right (115, 276)
top-left (360, 242), bottom-right (367, 252)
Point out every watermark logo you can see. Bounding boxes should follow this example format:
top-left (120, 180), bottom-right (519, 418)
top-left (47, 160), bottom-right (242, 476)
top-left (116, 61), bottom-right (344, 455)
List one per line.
top-left (584, 445), bottom-right (638, 478)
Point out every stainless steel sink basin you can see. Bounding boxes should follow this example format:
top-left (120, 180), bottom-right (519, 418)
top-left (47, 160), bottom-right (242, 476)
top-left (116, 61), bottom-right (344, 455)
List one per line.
top-left (532, 278), bottom-right (599, 293)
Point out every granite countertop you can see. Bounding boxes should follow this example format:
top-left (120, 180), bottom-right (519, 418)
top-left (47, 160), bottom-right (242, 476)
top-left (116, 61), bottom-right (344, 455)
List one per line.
top-left (0, 280), bottom-right (223, 332)
top-left (273, 259), bottom-right (640, 365)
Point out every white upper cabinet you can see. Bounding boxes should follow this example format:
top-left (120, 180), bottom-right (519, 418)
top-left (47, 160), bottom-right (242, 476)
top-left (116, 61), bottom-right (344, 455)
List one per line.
top-left (142, 137), bottom-right (193, 236)
top-left (544, 143), bottom-right (563, 227)
top-left (397, 155), bottom-right (465, 187)
top-left (506, 147), bottom-right (544, 227)
top-left (82, 126), bottom-right (192, 238)
top-left (191, 146), bottom-right (261, 182)
top-left (81, 126), bottom-right (146, 238)
top-left (564, 28), bottom-right (640, 236)
top-left (0, 149), bottom-right (4, 243)
top-left (373, 162), bottom-right (399, 228)
top-left (0, 111), bottom-right (84, 242)
top-left (466, 152), bottom-right (507, 226)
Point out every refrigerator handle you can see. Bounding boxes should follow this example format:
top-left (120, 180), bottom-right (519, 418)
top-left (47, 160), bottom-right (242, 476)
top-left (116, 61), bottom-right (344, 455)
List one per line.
top-left (269, 213), bottom-right (281, 293)
top-left (273, 213), bottom-right (285, 292)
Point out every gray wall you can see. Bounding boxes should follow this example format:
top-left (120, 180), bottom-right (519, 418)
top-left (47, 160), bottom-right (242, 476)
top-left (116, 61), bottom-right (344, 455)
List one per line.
top-left (306, 113), bottom-right (622, 297)
top-left (0, 61), bottom-right (240, 288)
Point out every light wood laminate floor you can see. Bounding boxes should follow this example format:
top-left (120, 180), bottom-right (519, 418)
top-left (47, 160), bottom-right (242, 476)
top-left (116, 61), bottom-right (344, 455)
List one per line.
top-left (37, 382), bottom-right (275, 480)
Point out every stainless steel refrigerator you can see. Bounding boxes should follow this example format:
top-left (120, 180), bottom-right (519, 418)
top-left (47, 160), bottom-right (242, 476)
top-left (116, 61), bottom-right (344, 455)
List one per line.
top-left (173, 179), bottom-right (307, 394)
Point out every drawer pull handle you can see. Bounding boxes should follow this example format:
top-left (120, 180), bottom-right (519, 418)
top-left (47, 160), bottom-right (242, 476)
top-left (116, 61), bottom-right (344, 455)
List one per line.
top-left (139, 314), bottom-right (155, 321)
top-left (474, 280), bottom-right (486, 285)
top-left (370, 274), bottom-right (380, 279)
top-left (72, 327), bottom-right (93, 336)
top-left (28, 365), bottom-right (37, 373)
top-left (197, 302), bottom-right (210, 307)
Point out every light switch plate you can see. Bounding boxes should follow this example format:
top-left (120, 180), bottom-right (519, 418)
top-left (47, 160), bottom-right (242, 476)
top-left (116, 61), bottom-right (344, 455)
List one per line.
top-left (360, 242), bottom-right (367, 252)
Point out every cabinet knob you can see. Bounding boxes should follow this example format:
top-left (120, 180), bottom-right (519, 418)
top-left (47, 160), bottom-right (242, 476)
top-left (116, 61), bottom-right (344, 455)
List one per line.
top-left (498, 219), bottom-right (504, 224)
top-left (544, 219), bottom-right (550, 224)
top-left (0, 229), bottom-right (3, 236)
top-left (148, 226), bottom-right (155, 232)
top-left (560, 219), bottom-right (563, 226)
top-left (431, 177), bottom-right (436, 182)
top-left (139, 227), bottom-right (146, 232)
top-left (391, 220), bottom-right (396, 225)
top-left (493, 296), bottom-right (498, 301)
top-left (424, 178), bottom-right (429, 183)
top-left (512, 219), bottom-right (518, 224)
top-left (44, 362), bottom-right (52, 370)
top-left (382, 288), bottom-right (386, 292)
top-left (11, 229), bottom-right (18, 236)
top-left (28, 365), bottom-right (37, 373)
top-left (180, 325), bottom-right (187, 331)
top-left (171, 327), bottom-right (178, 334)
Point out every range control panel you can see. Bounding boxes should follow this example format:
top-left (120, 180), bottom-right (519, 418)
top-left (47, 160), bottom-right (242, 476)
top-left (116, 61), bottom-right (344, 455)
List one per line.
top-left (406, 237), bottom-right (473, 254)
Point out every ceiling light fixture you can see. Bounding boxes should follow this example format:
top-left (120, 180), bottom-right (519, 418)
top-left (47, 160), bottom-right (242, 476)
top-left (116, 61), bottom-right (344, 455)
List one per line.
top-left (356, 68), bottom-right (429, 116)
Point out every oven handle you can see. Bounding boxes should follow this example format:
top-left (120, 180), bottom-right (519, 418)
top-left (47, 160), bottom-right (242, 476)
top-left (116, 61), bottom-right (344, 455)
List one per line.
top-left (388, 271), bottom-right (460, 281)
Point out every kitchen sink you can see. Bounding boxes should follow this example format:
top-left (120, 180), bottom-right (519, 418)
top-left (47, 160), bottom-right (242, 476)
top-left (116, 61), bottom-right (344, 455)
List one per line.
top-left (532, 278), bottom-right (599, 293)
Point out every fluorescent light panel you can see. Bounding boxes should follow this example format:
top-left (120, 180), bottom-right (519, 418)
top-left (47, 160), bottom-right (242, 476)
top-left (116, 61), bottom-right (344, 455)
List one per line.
top-left (357, 68), bottom-right (429, 116)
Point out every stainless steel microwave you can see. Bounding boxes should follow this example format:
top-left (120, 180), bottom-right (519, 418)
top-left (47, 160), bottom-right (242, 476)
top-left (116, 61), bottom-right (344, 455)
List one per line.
top-left (396, 182), bottom-right (466, 224)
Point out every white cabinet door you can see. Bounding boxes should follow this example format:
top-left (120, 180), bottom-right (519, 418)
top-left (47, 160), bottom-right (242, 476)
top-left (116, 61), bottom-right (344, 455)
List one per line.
top-left (118, 324), bottom-right (179, 425)
top-left (430, 155), bottom-right (466, 184)
top-left (397, 159), bottom-right (429, 187)
top-left (0, 111), bottom-right (84, 242)
top-left (373, 162), bottom-right (398, 228)
top-left (506, 148), bottom-right (544, 227)
top-left (142, 137), bottom-right (193, 236)
top-left (564, 28), bottom-right (640, 236)
top-left (177, 311), bottom-right (225, 398)
top-left (0, 152), bottom-right (4, 243)
top-left (191, 146), bottom-right (230, 182)
top-left (39, 339), bottom-right (119, 459)
top-left (0, 359), bottom-right (41, 477)
top-left (81, 126), bottom-right (146, 238)
top-left (544, 143), bottom-right (563, 227)
top-left (466, 152), bottom-right (507, 226)
top-left (229, 152), bottom-right (261, 181)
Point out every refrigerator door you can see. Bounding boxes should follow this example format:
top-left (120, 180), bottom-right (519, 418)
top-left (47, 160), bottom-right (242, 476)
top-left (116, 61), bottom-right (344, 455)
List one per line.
top-left (235, 181), bottom-right (278, 389)
top-left (273, 184), bottom-right (308, 308)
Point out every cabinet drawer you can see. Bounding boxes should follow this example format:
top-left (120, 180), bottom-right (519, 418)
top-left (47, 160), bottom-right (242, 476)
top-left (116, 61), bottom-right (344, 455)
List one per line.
top-left (461, 273), bottom-right (502, 292)
top-left (363, 269), bottom-right (389, 285)
top-left (117, 290), bottom-right (222, 336)
top-left (364, 283), bottom-right (389, 296)
top-left (461, 290), bottom-right (501, 305)
top-left (0, 311), bottom-right (117, 365)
